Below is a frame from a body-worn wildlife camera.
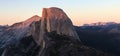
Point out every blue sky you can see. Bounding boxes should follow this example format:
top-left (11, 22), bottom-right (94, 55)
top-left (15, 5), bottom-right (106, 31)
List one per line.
top-left (0, 0), bottom-right (120, 26)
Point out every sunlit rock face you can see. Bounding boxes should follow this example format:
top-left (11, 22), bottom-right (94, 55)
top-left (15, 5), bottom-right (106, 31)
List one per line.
top-left (31, 7), bottom-right (81, 56)
top-left (37, 7), bottom-right (80, 45)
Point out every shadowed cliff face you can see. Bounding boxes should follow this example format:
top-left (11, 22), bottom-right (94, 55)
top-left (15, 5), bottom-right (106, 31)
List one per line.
top-left (0, 15), bottom-right (40, 48)
top-left (0, 15), bottom-right (40, 56)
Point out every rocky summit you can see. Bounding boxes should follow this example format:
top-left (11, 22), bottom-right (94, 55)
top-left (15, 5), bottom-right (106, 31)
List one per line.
top-left (0, 7), bottom-right (116, 56)
top-left (35, 7), bottom-right (80, 45)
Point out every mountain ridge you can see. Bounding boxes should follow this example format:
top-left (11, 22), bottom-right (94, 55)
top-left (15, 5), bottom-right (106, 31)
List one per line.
top-left (83, 22), bottom-right (119, 26)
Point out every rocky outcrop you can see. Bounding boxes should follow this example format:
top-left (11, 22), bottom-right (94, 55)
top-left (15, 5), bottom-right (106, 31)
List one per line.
top-left (0, 15), bottom-right (40, 56)
top-left (31, 7), bottom-right (81, 56)
top-left (37, 7), bottom-right (80, 45)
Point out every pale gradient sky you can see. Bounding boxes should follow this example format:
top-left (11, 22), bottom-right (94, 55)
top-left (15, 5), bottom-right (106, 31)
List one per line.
top-left (0, 0), bottom-right (120, 26)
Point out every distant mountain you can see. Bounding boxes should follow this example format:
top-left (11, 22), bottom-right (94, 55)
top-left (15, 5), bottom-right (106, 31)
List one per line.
top-left (82, 22), bottom-right (120, 34)
top-left (83, 22), bottom-right (118, 26)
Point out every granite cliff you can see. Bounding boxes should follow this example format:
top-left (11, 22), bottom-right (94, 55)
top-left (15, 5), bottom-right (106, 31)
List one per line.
top-left (34, 7), bottom-right (80, 45)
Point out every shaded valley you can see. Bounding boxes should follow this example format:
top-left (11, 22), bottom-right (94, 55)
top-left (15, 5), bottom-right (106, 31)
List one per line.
top-left (75, 23), bottom-right (120, 56)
